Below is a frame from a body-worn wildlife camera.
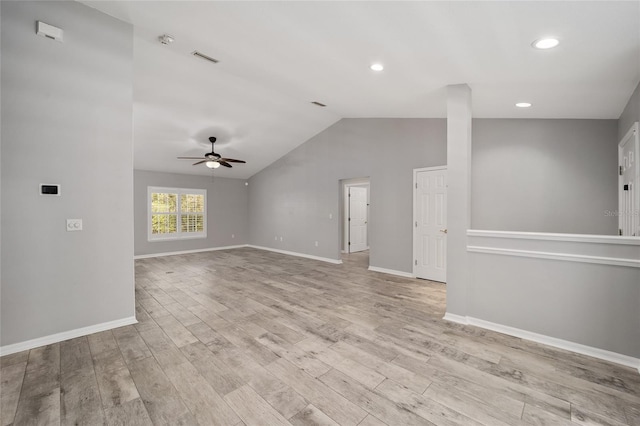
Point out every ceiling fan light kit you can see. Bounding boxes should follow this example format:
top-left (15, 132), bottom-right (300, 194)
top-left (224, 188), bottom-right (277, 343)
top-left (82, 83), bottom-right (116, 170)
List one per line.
top-left (177, 136), bottom-right (246, 170)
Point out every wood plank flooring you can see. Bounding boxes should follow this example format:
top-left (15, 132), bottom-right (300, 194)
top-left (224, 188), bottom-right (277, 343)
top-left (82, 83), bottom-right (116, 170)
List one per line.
top-left (1, 248), bottom-right (639, 425)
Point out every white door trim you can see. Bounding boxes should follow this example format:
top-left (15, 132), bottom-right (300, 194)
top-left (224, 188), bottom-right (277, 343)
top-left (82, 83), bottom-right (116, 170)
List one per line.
top-left (413, 166), bottom-right (447, 280)
top-left (341, 178), bottom-right (370, 253)
top-left (348, 186), bottom-right (368, 253)
top-left (619, 122), bottom-right (639, 236)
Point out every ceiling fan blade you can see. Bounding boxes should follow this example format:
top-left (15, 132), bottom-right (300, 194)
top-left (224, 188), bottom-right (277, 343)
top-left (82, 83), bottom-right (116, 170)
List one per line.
top-left (177, 137), bottom-right (244, 168)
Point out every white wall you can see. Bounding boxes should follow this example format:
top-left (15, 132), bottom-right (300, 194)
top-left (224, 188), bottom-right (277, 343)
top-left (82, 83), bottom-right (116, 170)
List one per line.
top-left (134, 170), bottom-right (249, 256)
top-left (1, 1), bottom-right (135, 349)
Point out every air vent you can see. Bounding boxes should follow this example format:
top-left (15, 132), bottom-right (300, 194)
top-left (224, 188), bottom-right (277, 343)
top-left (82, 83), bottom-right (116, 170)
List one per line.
top-left (311, 101), bottom-right (326, 107)
top-left (192, 51), bottom-right (219, 64)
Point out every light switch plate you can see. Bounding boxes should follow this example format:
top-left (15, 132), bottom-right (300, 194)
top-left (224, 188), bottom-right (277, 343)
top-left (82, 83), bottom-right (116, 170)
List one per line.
top-left (66, 219), bottom-right (82, 231)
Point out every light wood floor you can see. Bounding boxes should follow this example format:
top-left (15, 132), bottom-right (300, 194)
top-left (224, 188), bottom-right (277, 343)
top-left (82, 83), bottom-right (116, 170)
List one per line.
top-left (1, 248), bottom-right (639, 425)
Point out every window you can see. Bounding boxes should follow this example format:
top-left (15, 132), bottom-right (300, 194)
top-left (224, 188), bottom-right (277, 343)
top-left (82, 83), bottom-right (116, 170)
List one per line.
top-left (148, 187), bottom-right (206, 241)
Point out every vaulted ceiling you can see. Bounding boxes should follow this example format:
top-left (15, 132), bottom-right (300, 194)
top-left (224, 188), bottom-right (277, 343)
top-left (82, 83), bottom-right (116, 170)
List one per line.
top-left (82, 1), bottom-right (640, 178)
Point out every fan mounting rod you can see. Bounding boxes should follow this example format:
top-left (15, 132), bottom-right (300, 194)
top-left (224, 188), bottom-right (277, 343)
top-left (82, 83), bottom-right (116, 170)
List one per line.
top-left (206, 137), bottom-right (221, 159)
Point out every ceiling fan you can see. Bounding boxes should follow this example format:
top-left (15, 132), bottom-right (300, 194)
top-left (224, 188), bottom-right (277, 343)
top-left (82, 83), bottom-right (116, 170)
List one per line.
top-left (178, 137), bottom-right (246, 169)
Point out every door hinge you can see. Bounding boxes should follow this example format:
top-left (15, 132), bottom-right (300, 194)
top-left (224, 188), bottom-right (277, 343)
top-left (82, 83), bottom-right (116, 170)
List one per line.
top-left (415, 221), bottom-right (418, 227)
top-left (619, 229), bottom-right (623, 236)
top-left (348, 242), bottom-right (351, 245)
top-left (620, 165), bottom-right (623, 176)
top-left (415, 182), bottom-right (418, 189)
top-left (415, 259), bottom-right (418, 266)
top-left (348, 217), bottom-right (351, 221)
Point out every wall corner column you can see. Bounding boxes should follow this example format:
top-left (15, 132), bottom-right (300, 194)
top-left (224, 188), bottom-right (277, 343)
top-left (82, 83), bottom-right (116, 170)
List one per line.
top-left (445, 84), bottom-right (472, 318)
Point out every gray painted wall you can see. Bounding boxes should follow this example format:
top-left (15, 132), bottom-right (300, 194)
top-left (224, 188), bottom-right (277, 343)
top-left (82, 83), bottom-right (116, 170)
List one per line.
top-left (249, 117), bottom-right (619, 274)
top-left (1, 2), bottom-right (134, 346)
top-left (249, 118), bottom-right (447, 273)
top-left (469, 249), bottom-right (640, 358)
top-left (472, 119), bottom-right (619, 235)
top-left (618, 81), bottom-right (640, 141)
top-left (618, 82), bottom-right (640, 356)
top-left (134, 170), bottom-right (249, 256)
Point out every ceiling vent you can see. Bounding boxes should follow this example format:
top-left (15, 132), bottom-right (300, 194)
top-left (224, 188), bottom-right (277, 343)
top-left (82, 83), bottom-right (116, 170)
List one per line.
top-left (192, 51), bottom-right (219, 64)
top-left (311, 101), bottom-right (327, 107)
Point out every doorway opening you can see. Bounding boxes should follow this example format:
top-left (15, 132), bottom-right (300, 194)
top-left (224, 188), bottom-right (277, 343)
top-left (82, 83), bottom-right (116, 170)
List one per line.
top-left (340, 177), bottom-right (370, 268)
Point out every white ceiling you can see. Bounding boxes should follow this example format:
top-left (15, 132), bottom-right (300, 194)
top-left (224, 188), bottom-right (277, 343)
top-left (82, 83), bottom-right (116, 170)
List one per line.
top-left (82, 1), bottom-right (640, 179)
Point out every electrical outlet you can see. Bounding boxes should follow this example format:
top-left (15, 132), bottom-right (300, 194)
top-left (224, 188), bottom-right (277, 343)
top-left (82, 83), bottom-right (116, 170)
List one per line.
top-left (329, 213), bottom-right (333, 219)
top-left (275, 236), bottom-right (278, 241)
top-left (315, 241), bottom-right (319, 247)
top-left (232, 234), bottom-right (235, 239)
top-left (66, 219), bottom-right (82, 231)
top-left (280, 236), bottom-right (283, 242)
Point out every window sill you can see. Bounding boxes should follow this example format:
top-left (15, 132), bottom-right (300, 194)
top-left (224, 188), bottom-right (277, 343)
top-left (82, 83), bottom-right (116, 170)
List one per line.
top-left (148, 234), bottom-right (207, 242)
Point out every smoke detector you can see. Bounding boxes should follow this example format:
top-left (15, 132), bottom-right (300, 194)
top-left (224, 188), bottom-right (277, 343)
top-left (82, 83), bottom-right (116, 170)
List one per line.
top-left (158, 34), bottom-right (174, 45)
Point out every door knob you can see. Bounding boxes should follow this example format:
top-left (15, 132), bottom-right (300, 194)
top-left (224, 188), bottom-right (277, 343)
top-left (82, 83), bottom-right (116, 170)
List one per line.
top-left (440, 229), bottom-right (448, 234)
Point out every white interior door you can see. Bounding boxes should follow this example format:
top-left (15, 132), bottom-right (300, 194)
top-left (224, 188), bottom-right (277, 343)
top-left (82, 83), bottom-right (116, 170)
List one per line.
top-left (619, 123), bottom-right (639, 236)
top-left (414, 167), bottom-right (447, 282)
top-left (349, 187), bottom-right (368, 253)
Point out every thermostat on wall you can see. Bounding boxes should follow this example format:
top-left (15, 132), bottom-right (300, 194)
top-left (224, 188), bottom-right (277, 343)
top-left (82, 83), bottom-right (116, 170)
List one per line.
top-left (40, 184), bottom-right (60, 196)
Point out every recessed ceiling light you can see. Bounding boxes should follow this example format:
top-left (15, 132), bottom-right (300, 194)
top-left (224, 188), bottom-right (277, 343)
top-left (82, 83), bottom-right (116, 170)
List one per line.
top-left (532, 38), bottom-right (559, 49)
top-left (370, 63), bottom-right (384, 71)
top-left (516, 102), bottom-right (532, 108)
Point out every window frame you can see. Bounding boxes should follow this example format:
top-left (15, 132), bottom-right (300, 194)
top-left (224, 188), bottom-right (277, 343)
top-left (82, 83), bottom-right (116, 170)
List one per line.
top-left (147, 186), bottom-right (207, 241)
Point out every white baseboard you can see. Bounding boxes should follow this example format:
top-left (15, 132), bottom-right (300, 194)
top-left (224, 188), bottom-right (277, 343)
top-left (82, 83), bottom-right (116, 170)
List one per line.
top-left (368, 266), bottom-right (414, 278)
top-left (135, 244), bottom-right (342, 264)
top-left (442, 312), bottom-right (468, 324)
top-left (0, 316), bottom-right (138, 357)
top-left (247, 245), bottom-right (342, 265)
top-left (443, 313), bottom-right (640, 373)
top-left (134, 244), bottom-right (248, 259)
